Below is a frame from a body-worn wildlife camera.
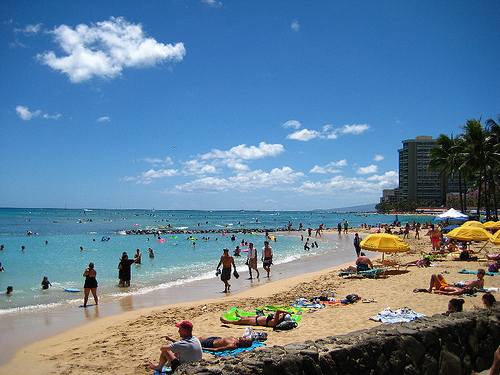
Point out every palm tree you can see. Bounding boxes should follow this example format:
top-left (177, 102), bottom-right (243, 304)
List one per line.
top-left (428, 134), bottom-right (466, 211)
top-left (461, 119), bottom-right (488, 215)
top-left (486, 115), bottom-right (500, 219)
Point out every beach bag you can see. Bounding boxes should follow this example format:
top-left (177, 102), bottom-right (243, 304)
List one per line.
top-left (273, 320), bottom-right (297, 331)
top-left (488, 263), bottom-right (499, 273)
top-left (233, 270), bottom-right (240, 279)
top-left (345, 294), bottom-right (360, 304)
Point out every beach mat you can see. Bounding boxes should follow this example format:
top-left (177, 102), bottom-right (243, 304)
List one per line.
top-left (203, 340), bottom-right (265, 356)
top-left (457, 269), bottom-right (500, 276)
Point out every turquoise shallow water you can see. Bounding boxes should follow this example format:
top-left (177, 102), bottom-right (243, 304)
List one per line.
top-left (0, 208), bottom-right (433, 315)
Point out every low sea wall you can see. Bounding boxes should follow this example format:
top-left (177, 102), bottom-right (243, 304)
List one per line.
top-left (177, 306), bottom-right (500, 375)
top-left (124, 228), bottom-right (295, 235)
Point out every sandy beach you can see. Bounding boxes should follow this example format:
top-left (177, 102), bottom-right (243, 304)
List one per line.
top-left (2, 227), bottom-right (499, 375)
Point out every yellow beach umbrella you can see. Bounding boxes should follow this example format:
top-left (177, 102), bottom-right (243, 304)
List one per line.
top-left (484, 221), bottom-right (500, 230)
top-left (490, 229), bottom-right (500, 245)
top-left (446, 227), bottom-right (491, 242)
top-left (483, 221), bottom-right (497, 229)
top-left (461, 220), bottom-right (485, 229)
top-left (360, 233), bottom-right (410, 261)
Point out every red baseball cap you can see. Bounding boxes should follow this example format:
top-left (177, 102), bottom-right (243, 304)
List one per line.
top-left (175, 320), bottom-right (193, 330)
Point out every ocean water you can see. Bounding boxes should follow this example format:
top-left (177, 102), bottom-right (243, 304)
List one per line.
top-left (0, 208), bottom-right (433, 315)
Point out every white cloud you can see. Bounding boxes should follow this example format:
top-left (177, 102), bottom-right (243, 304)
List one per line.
top-left (202, 0), bottom-right (222, 7)
top-left (310, 159), bottom-right (347, 174)
top-left (286, 129), bottom-right (322, 141)
top-left (338, 124), bottom-right (370, 135)
top-left (182, 159), bottom-right (218, 175)
top-left (282, 120), bottom-right (301, 129)
top-left (171, 167), bottom-right (304, 193)
top-left (15, 23), bottom-right (42, 35)
top-left (97, 116), bottom-right (110, 122)
top-left (140, 157), bottom-right (174, 166)
top-left (16, 105), bottom-right (60, 120)
top-left (16, 106), bottom-right (41, 120)
top-left (373, 154), bottom-right (384, 162)
top-left (43, 113), bottom-right (61, 120)
top-left (286, 123), bottom-right (369, 141)
top-left (201, 142), bottom-right (284, 160)
top-left (356, 165), bottom-right (378, 174)
top-left (37, 17), bottom-right (186, 83)
top-left (291, 20), bottom-right (300, 32)
top-left (139, 168), bottom-right (178, 184)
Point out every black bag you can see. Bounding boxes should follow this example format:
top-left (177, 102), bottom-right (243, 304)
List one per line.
top-left (233, 270), bottom-right (239, 279)
top-left (345, 294), bottom-right (359, 303)
top-left (273, 320), bottom-right (297, 331)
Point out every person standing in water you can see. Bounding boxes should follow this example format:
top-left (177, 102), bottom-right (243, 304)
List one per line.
top-left (216, 248), bottom-right (236, 293)
top-left (261, 241), bottom-right (273, 278)
top-left (83, 262), bottom-right (98, 307)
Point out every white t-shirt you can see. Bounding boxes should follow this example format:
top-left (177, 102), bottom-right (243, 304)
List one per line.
top-left (169, 336), bottom-right (202, 364)
top-left (247, 246), bottom-right (257, 259)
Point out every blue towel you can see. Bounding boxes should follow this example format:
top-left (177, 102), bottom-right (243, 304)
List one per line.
top-left (153, 366), bottom-right (173, 375)
top-left (203, 340), bottom-right (265, 356)
top-left (457, 269), bottom-right (500, 276)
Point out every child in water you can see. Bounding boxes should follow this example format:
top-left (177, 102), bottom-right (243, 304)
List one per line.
top-left (41, 276), bottom-right (52, 289)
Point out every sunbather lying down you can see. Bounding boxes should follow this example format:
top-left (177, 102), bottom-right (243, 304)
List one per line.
top-left (220, 309), bottom-right (292, 327)
top-left (199, 336), bottom-right (252, 352)
top-left (413, 269), bottom-right (485, 295)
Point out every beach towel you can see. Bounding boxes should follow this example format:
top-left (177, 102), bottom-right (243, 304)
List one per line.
top-left (256, 304), bottom-right (305, 314)
top-left (370, 307), bottom-right (425, 323)
top-left (339, 268), bottom-right (383, 278)
top-left (221, 307), bottom-right (302, 323)
top-left (203, 340), bottom-right (265, 356)
top-left (457, 269), bottom-right (500, 276)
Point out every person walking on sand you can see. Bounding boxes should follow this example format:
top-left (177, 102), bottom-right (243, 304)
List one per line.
top-left (216, 248), bottom-right (236, 293)
top-left (148, 320), bottom-right (202, 372)
top-left (83, 262), bottom-right (98, 307)
top-left (353, 233), bottom-right (362, 257)
top-left (426, 224), bottom-right (441, 252)
top-left (246, 242), bottom-right (259, 279)
top-left (262, 241), bottom-right (273, 278)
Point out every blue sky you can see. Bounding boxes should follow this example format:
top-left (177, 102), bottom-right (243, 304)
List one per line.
top-left (1, 1), bottom-right (499, 211)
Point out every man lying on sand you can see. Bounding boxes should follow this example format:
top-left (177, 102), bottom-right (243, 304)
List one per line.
top-left (199, 336), bottom-right (252, 352)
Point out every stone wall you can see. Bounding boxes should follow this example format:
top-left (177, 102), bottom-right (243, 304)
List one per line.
top-left (177, 305), bottom-right (500, 375)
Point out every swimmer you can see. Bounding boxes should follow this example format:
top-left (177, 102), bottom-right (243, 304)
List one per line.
top-left (6, 286), bottom-right (13, 295)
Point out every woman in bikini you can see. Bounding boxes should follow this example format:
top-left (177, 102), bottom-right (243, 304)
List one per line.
top-left (220, 309), bottom-right (292, 327)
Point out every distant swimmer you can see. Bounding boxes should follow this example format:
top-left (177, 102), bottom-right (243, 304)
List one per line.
top-left (5, 286), bottom-right (13, 295)
top-left (0, 263), bottom-right (4, 272)
top-left (148, 247), bottom-right (154, 258)
top-left (21, 246), bottom-right (25, 252)
top-left (41, 276), bottom-right (52, 289)
top-left (80, 246), bottom-right (85, 251)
